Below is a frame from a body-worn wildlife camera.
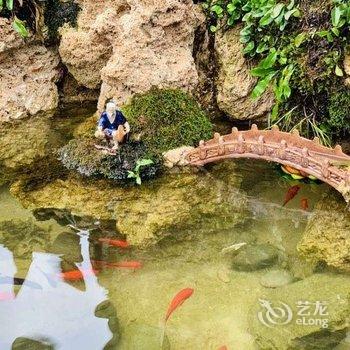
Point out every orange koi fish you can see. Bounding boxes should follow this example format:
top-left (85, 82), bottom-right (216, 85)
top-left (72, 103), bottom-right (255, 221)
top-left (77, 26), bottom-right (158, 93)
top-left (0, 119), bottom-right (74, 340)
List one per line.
top-left (113, 261), bottom-right (142, 269)
top-left (58, 269), bottom-right (99, 281)
top-left (218, 346), bottom-right (228, 350)
top-left (300, 198), bottom-right (309, 211)
top-left (165, 288), bottom-right (194, 322)
top-left (282, 185), bottom-right (301, 207)
top-left (92, 260), bottom-right (142, 269)
top-left (98, 238), bottom-right (129, 248)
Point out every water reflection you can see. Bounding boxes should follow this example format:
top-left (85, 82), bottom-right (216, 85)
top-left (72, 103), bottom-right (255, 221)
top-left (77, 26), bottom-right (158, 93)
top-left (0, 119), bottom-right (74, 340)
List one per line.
top-left (0, 229), bottom-right (113, 350)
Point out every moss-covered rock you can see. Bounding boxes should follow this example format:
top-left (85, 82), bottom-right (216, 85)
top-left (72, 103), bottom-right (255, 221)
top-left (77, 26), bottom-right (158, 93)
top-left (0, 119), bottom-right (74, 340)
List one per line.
top-left (297, 192), bottom-right (350, 273)
top-left (327, 89), bottom-right (350, 136)
top-left (10, 161), bottom-right (247, 246)
top-left (250, 273), bottom-right (350, 350)
top-left (122, 88), bottom-right (213, 153)
top-left (58, 138), bottom-right (162, 183)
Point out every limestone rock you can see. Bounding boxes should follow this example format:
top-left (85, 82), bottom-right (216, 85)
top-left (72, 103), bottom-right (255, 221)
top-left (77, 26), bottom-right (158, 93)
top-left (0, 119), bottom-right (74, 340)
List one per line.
top-left (0, 116), bottom-right (60, 170)
top-left (215, 26), bottom-right (275, 120)
top-left (162, 146), bottom-right (194, 168)
top-left (297, 193), bottom-right (350, 272)
top-left (0, 18), bottom-right (27, 53)
top-left (250, 274), bottom-right (350, 350)
top-left (11, 161), bottom-right (247, 246)
top-left (59, 0), bottom-right (204, 110)
top-left (0, 19), bottom-right (60, 122)
top-left (232, 244), bottom-right (279, 271)
top-left (344, 54), bottom-right (350, 87)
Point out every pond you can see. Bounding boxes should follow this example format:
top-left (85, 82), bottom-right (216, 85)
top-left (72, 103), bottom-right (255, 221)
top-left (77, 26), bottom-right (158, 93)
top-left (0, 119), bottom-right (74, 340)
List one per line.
top-left (0, 111), bottom-right (349, 350)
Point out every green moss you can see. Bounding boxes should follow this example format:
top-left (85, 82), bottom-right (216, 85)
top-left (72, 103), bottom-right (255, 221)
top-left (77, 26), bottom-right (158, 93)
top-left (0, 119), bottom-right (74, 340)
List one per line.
top-left (327, 89), bottom-right (350, 136)
top-left (122, 88), bottom-right (213, 154)
top-left (58, 138), bottom-right (162, 184)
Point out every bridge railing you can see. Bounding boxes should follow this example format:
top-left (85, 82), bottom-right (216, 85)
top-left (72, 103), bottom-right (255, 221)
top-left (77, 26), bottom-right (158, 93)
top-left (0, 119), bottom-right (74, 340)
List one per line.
top-left (186, 130), bottom-right (350, 193)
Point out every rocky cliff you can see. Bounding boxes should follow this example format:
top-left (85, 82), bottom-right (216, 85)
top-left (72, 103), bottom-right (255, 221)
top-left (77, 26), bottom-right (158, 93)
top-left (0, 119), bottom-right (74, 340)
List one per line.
top-left (0, 18), bottom-right (60, 122)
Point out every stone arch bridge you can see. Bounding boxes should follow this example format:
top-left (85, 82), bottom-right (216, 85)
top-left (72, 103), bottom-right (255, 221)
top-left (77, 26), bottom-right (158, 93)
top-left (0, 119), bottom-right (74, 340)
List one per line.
top-left (185, 125), bottom-right (350, 202)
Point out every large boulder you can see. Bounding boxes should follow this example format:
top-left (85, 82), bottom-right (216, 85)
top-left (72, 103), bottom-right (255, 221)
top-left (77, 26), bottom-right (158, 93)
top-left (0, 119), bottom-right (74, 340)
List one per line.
top-left (250, 273), bottom-right (350, 349)
top-left (59, 0), bottom-right (204, 111)
top-left (297, 192), bottom-right (350, 272)
top-left (10, 161), bottom-right (247, 246)
top-left (215, 26), bottom-right (275, 120)
top-left (0, 19), bottom-right (60, 122)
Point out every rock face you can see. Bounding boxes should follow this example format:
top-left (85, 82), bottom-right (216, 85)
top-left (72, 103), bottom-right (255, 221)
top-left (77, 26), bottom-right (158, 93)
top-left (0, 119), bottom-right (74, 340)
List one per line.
top-left (298, 193), bottom-right (350, 272)
top-left (0, 19), bottom-right (60, 122)
top-left (344, 54), bottom-right (350, 86)
top-left (215, 26), bottom-right (275, 120)
top-left (250, 274), bottom-right (350, 350)
top-left (11, 161), bottom-right (247, 246)
top-left (59, 0), bottom-right (204, 111)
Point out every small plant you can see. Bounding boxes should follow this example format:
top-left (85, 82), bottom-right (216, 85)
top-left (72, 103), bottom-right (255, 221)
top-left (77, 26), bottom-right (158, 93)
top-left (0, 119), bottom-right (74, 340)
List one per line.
top-left (0, 0), bottom-right (29, 37)
top-left (127, 158), bottom-right (154, 185)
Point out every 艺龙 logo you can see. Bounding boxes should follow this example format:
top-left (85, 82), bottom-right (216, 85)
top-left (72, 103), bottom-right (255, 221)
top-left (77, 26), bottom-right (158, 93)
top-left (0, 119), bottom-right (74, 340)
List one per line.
top-left (257, 298), bottom-right (293, 328)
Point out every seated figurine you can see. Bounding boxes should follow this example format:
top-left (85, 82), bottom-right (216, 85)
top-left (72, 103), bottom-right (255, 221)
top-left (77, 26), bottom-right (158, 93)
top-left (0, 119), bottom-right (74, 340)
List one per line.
top-left (95, 101), bottom-right (130, 150)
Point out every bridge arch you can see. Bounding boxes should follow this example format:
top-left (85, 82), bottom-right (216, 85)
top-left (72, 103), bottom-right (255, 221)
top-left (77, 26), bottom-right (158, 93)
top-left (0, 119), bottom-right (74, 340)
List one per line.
top-left (185, 124), bottom-right (350, 202)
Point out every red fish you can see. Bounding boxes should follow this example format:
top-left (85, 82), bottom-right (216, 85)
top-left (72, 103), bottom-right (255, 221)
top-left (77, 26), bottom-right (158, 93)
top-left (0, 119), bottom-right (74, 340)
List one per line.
top-left (98, 238), bottom-right (129, 248)
top-left (282, 185), bottom-right (301, 207)
top-left (300, 198), bottom-right (309, 211)
top-left (113, 261), bottom-right (142, 269)
top-left (58, 269), bottom-right (99, 281)
top-left (218, 346), bottom-right (228, 350)
top-left (165, 288), bottom-right (194, 322)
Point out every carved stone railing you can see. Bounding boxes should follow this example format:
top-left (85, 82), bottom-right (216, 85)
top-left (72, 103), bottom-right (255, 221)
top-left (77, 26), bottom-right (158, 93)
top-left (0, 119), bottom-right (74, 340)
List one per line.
top-left (185, 124), bottom-right (350, 202)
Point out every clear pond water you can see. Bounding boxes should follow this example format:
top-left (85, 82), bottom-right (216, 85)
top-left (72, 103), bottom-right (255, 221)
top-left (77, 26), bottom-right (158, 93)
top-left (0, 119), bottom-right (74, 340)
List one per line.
top-left (0, 112), bottom-right (349, 350)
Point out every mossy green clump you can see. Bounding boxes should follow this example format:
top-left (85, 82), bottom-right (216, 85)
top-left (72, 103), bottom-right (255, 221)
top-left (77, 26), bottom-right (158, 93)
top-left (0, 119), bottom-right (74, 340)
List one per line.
top-left (327, 89), bottom-right (350, 136)
top-left (122, 88), bottom-right (213, 154)
top-left (58, 138), bottom-right (162, 183)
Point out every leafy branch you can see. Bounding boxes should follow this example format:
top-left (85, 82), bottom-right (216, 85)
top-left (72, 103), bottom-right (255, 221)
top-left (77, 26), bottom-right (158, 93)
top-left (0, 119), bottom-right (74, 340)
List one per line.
top-left (127, 158), bottom-right (154, 185)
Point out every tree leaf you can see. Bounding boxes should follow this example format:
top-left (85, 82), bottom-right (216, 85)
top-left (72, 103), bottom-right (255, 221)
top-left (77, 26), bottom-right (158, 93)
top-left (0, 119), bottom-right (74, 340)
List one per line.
top-left (136, 176), bottom-right (142, 185)
top-left (251, 73), bottom-right (275, 99)
top-left (137, 158), bottom-right (154, 167)
top-left (243, 41), bottom-right (255, 54)
top-left (335, 65), bottom-right (344, 77)
top-left (0, 0), bottom-right (3, 10)
top-left (331, 6), bottom-right (342, 27)
top-left (262, 49), bottom-right (278, 69)
top-left (250, 66), bottom-right (272, 77)
top-left (287, 0), bottom-right (295, 10)
top-left (209, 25), bottom-right (217, 33)
top-left (294, 32), bottom-right (306, 47)
top-left (259, 12), bottom-right (274, 26)
top-left (272, 3), bottom-right (284, 19)
top-left (127, 171), bottom-right (135, 178)
top-left (6, 0), bottom-right (13, 10)
top-left (12, 17), bottom-right (29, 38)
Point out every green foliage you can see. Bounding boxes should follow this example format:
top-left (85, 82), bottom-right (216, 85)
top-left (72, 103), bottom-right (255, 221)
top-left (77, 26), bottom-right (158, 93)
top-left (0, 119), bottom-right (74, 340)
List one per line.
top-left (327, 89), bottom-right (350, 136)
top-left (205, 0), bottom-right (349, 142)
top-left (58, 138), bottom-right (161, 184)
top-left (122, 88), bottom-right (213, 154)
top-left (127, 159), bottom-right (154, 185)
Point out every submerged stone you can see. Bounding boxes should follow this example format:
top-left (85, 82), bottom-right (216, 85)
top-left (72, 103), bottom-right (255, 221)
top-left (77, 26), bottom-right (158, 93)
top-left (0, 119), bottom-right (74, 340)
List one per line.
top-left (11, 161), bottom-right (247, 247)
top-left (260, 269), bottom-right (294, 288)
top-left (120, 323), bottom-right (170, 350)
top-left (231, 244), bottom-right (279, 272)
top-left (298, 192), bottom-right (350, 272)
top-left (250, 273), bottom-right (350, 350)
